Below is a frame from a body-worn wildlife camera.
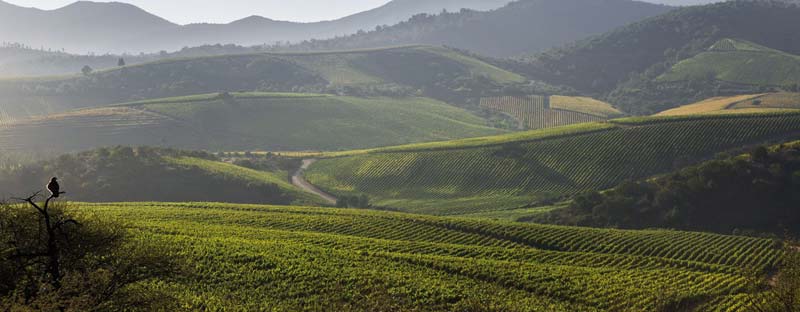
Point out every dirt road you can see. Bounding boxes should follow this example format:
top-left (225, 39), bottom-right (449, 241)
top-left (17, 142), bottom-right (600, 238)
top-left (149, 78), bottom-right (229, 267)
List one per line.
top-left (291, 159), bottom-right (337, 205)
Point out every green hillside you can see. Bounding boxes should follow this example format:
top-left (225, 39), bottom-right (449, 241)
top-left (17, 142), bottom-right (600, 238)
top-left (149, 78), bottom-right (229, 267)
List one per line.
top-left (0, 45), bottom-right (525, 120)
top-left (305, 113), bottom-right (800, 215)
top-left (658, 39), bottom-right (800, 86)
top-left (0, 92), bottom-right (504, 153)
top-left (83, 202), bottom-right (779, 311)
top-left (0, 146), bottom-right (322, 205)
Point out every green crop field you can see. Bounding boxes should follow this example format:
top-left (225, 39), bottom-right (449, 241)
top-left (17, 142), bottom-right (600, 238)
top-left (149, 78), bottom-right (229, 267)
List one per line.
top-left (79, 202), bottom-right (779, 311)
top-left (658, 38), bottom-right (800, 86)
top-left (479, 95), bottom-right (621, 130)
top-left (305, 113), bottom-right (800, 215)
top-left (0, 92), bottom-right (504, 153)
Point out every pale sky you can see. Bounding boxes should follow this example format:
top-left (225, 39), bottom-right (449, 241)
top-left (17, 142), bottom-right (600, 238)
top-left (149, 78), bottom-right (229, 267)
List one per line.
top-left (4, 0), bottom-right (394, 24)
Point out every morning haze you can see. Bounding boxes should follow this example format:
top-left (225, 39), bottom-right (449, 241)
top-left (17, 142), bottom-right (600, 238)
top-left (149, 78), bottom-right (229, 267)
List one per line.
top-left (0, 0), bottom-right (798, 310)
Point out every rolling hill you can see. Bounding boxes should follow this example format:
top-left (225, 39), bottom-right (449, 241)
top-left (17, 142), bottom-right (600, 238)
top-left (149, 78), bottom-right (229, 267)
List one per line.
top-left (276, 0), bottom-right (673, 58)
top-left (82, 201), bottom-right (780, 311)
top-left (657, 38), bottom-right (800, 86)
top-left (656, 92), bottom-right (800, 116)
top-left (304, 112), bottom-right (800, 215)
top-left (0, 92), bottom-right (504, 153)
top-left (0, 45), bottom-right (525, 120)
top-left (0, 0), bottom-right (511, 54)
top-left (510, 0), bottom-right (800, 114)
top-left (0, 146), bottom-right (322, 205)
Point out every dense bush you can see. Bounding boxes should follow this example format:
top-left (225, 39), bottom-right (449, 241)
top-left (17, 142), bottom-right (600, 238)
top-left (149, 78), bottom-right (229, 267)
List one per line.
top-left (534, 142), bottom-right (800, 234)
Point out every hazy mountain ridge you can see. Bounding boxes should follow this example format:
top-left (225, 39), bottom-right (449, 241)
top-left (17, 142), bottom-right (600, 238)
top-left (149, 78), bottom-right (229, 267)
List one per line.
top-left (271, 0), bottom-right (674, 58)
top-left (0, 0), bottom-right (512, 54)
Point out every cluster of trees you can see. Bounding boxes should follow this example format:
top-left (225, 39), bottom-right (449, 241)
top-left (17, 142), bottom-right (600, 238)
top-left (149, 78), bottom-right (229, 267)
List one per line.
top-left (0, 195), bottom-right (181, 310)
top-left (0, 146), bottom-right (298, 205)
top-left (534, 143), bottom-right (800, 235)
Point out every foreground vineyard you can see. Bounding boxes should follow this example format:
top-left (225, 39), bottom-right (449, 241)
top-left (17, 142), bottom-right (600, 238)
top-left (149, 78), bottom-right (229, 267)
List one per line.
top-left (88, 202), bottom-right (779, 311)
top-left (306, 112), bottom-right (800, 214)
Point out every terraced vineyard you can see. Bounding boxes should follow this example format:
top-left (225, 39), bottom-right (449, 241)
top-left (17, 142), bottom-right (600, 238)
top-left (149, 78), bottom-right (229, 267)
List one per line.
top-left (480, 95), bottom-right (621, 130)
top-left (305, 112), bottom-right (800, 215)
top-left (0, 92), bottom-right (503, 153)
top-left (86, 202), bottom-right (780, 311)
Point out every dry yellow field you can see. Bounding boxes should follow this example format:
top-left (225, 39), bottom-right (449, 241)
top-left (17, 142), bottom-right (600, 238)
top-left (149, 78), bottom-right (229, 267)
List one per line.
top-left (656, 94), bottom-right (766, 116)
top-left (550, 95), bottom-right (623, 118)
top-left (731, 92), bottom-right (800, 109)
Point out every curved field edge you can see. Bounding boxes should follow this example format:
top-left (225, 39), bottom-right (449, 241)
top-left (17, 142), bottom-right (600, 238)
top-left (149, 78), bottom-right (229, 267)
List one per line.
top-left (80, 202), bottom-right (779, 311)
top-left (284, 122), bottom-right (617, 158)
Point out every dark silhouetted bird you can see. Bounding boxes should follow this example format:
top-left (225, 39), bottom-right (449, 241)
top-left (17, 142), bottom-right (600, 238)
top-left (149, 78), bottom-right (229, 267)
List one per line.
top-left (47, 177), bottom-right (60, 198)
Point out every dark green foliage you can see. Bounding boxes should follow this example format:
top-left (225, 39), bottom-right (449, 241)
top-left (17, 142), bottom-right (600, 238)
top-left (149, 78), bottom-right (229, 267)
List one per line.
top-left (536, 142), bottom-right (800, 234)
top-left (0, 146), bottom-right (298, 204)
top-left (81, 65), bottom-right (93, 76)
top-left (336, 195), bottom-right (370, 209)
top-left (0, 201), bottom-right (180, 310)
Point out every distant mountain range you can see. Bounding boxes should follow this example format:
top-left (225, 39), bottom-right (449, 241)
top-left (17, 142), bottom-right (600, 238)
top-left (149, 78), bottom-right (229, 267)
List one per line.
top-left (0, 0), bottom-right (511, 54)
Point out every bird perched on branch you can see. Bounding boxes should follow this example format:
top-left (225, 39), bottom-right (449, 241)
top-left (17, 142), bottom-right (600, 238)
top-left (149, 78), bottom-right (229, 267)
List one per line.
top-left (47, 177), bottom-right (61, 198)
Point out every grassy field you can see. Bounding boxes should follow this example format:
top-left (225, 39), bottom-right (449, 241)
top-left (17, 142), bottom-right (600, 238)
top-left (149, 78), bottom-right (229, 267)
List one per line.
top-left (81, 202), bottom-right (779, 311)
top-left (305, 113), bottom-right (800, 215)
top-left (658, 38), bottom-right (800, 86)
top-left (0, 92), bottom-right (504, 153)
top-left (479, 95), bottom-right (621, 130)
top-left (657, 93), bottom-right (800, 116)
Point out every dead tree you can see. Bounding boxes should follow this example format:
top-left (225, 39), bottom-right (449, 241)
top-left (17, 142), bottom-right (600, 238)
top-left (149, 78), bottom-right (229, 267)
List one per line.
top-left (12, 190), bottom-right (74, 288)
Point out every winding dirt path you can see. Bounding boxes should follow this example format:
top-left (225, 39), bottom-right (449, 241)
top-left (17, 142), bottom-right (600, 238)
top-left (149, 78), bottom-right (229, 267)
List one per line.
top-left (291, 159), bottom-right (337, 205)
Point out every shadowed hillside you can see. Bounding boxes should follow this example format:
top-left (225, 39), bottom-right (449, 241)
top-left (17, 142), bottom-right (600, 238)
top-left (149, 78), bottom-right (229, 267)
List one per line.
top-left (0, 146), bottom-right (322, 205)
top-left (0, 46), bottom-right (526, 120)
